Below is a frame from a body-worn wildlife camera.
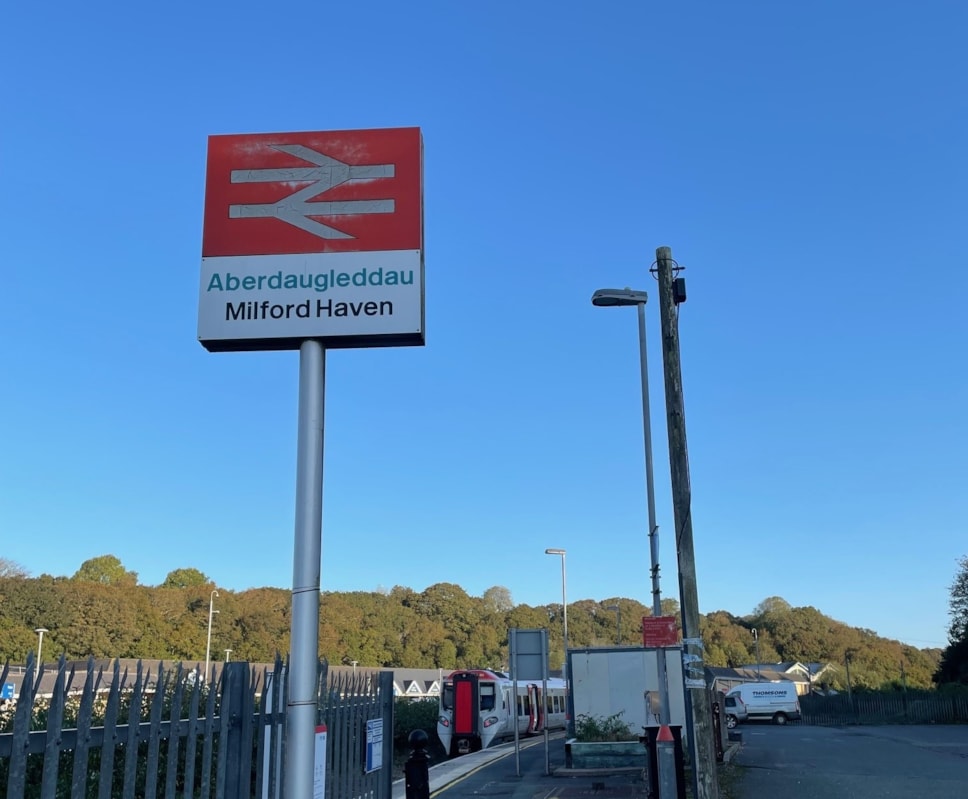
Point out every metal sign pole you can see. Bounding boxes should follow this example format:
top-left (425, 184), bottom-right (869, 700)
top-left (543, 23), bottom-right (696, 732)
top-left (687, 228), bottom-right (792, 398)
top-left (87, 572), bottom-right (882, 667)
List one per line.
top-left (510, 629), bottom-right (521, 777)
top-left (285, 340), bottom-right (325, 799)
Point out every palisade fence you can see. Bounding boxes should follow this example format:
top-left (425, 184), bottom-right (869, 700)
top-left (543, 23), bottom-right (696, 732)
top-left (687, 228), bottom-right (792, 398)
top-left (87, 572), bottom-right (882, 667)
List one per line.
top-left (0, 653), bottom-right (394, 799)
top-left (800, 690), bottom-right (968, 726)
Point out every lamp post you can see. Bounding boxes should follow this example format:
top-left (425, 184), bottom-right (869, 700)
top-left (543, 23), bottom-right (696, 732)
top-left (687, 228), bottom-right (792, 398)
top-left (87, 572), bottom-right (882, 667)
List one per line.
top-left (205, 590), bottom-right (219, 683)
top-left (845, 651), bottom-right (854, 706)
top-left (606, 605), bottom-right (621, 645)
top-left (34, 627), bottom-right (49, 684)
top-left (752, 628), bottom-right (760, 678)
top-left (224, 649), bottom-right (233, 662)
top-left (592, 287), bottom-right (679, 799)
top-left (544, 549), bottom-right (568, 685)
top-left (591, 289), bottom-right (671, 714)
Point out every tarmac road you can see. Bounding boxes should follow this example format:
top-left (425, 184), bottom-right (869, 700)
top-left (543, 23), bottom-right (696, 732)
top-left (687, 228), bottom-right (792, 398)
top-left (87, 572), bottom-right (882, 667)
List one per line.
top-left (731, 723), bottom-right (968, 799)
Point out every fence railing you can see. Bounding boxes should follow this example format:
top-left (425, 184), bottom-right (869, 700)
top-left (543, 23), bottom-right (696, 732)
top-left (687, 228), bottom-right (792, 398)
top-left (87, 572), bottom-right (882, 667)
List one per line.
top-left (800, 690), bottom-right (968, 726)
top-left (0, 654), bottom-right (394, 799)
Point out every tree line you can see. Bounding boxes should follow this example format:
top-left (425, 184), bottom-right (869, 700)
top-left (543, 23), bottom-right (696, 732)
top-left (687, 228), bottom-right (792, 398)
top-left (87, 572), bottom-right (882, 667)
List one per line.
top-left (0, 554), bottom-right (950, 691)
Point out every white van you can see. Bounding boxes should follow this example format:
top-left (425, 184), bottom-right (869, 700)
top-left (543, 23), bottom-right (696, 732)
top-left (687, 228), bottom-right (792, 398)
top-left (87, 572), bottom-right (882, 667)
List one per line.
top-left (726, 681), bottom-right (801, 725)
top-left (723, 693), bottom-right (748, 728)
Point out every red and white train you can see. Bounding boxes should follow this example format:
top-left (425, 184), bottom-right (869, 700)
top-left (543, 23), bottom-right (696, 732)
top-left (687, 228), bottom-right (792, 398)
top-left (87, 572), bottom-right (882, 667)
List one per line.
top-left (436, 669), bottom-right (568, 756)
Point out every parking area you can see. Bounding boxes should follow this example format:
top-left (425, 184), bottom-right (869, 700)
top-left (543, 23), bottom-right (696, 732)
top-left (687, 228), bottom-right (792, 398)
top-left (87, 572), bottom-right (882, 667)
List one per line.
top-left (731, 724), bottom-right (968, 799)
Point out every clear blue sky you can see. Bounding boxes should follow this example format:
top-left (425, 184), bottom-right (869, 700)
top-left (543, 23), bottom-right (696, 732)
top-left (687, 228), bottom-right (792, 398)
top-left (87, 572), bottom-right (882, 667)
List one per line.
top-left (2, 2), bottom-right (964, 652)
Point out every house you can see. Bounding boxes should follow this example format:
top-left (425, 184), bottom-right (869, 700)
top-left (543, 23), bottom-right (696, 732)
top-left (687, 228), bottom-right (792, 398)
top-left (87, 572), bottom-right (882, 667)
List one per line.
top-left (706, 661), bottom-right (834, 696)
top-left (387, 667), bottom-right (445, 701)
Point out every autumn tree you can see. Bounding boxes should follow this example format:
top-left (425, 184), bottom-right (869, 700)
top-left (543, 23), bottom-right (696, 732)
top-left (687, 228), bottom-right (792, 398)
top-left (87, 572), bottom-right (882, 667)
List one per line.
top-left (57, 580), bottom-right (140, 659)
top-left (0, 563), bottom-right (945, 689)
top-left (73, 555), bottom-right (138, 586)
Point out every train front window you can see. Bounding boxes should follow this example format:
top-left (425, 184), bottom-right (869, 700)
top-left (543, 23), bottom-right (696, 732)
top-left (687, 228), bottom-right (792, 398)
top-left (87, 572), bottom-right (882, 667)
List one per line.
top-left (442, 683), bottom-right (453, 710)
top-left (480, 683), bottom-right (496, 711)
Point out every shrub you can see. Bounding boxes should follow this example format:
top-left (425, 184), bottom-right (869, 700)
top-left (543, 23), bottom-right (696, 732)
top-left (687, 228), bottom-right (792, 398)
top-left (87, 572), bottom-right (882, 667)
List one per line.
top-left (393, 697), bottom-right (439, 749)
top-left (574, 711), bottom-right (636, 742)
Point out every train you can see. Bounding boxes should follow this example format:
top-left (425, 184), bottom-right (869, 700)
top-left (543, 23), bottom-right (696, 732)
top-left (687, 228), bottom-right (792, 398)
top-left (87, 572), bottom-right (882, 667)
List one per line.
top-left (436, 669), bottom-right (568, 756)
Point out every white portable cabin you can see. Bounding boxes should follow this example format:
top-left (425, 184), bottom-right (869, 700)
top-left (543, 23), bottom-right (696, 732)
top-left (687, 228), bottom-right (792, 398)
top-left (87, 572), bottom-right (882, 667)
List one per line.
top-left (568, 646), bottom-right (687, 734)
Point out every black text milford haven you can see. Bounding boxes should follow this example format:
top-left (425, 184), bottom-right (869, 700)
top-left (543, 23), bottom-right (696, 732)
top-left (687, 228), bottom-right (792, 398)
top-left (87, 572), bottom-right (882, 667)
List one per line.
top-left (225, 299), bottom-right (394, 321)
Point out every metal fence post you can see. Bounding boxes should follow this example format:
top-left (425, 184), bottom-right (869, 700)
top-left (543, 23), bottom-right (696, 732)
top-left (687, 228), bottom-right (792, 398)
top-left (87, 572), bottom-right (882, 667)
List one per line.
top-left (404, 730), bottom-right (430, 799)
top-left (223, 661), bottom-right (250, 798)
top-left (380, 672), bottom-right (395, 799)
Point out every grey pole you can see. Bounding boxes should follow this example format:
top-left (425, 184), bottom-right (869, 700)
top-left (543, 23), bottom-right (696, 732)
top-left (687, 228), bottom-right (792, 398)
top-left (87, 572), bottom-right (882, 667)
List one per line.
top-left (560, 552), bottom-right (570, 737)
top-left (590, 287), bottom-right (676, 796)
top-left (205, 590), bottom-right (218, 683)
top-left (561, 555), bottom-right (568, 684)
top-left (544, 549), bottom-right (569, 686)
top-left (635, 299), bottom-right (677, 799)
top-left (34, 627), bottom-right (48, 685)
top-left (752, 628), bottom-right (760, 678)
top-left (285, 340), bottom-right (325, 799)
top-left (544, 547), bottom-right (569, 737)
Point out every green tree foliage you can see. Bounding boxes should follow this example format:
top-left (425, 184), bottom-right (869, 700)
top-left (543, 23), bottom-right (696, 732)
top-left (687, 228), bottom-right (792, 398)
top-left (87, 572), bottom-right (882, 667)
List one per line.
top-left (934, 556), bottom-right (968, 685)
top-left (753, 596), bottom-right (791, 617)
top-left (73, 555), bottom-right (138, 586)
top-left (946, 556), bottom-right (968, 644)
top-left (0, 570), bottom-right (944, 693)
top-left (161, 568), bottom-right (211, 589)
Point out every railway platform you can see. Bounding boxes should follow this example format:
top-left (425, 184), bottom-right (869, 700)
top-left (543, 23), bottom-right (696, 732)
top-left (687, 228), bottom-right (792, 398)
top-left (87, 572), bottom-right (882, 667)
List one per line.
top-left (391, 732), bottom-right (742, 799)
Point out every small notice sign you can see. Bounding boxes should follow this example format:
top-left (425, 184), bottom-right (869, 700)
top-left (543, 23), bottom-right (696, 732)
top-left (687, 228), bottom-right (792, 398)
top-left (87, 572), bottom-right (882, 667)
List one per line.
top-left (642, 616), bottom-right (679, 647)
top-left (364, 719), bottom-right (383, 773)
top-left (314, 725), bottom-right (327, 799)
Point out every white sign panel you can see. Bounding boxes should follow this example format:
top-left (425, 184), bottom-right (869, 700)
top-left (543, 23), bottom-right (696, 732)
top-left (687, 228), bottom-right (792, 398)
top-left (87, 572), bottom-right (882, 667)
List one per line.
top-left (198, 250), bottom-right (422, 346)
top-left (313, 725), bottom-right (327, 799)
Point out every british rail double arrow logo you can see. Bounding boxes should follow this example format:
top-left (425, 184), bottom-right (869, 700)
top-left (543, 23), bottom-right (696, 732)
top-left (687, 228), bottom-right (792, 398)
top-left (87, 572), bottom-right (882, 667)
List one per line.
top-left (228, 144), bottom-right (395, 240)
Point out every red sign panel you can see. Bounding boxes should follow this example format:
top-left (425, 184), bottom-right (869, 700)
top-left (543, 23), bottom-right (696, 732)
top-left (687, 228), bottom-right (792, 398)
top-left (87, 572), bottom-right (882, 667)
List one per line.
top-left (642, 616), bottom-right (679, 647)
top-left (202, 127), bottom-right (422, 258)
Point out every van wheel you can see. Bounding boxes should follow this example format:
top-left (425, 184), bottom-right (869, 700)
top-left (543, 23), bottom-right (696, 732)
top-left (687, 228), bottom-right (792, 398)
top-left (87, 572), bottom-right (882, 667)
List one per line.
top-left (726, 715), bottom-right (737, 729)
top-left (772, 712), bottom-right (788, 726)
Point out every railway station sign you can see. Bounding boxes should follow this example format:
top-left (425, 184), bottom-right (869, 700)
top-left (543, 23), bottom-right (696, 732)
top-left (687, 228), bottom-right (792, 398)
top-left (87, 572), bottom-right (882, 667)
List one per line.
top-left (198, 127), bottom-right (424, 352)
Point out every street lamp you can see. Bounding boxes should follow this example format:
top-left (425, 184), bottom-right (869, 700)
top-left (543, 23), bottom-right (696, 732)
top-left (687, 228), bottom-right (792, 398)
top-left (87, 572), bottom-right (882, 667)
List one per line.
top-left (34, 627), bottom-right (49, 684)
top-left (544, 549), bottom-right (569, 684)
top-left (591, 287), bottom-right (672, 730)
top-left (606, 605), bottom-right (621, 645)
top-left (205, 590), bottom-right (219, 683)
top-left (752, 628), bottom-right (760, 678)
top-left (224, 649), bottom-right (233, 663)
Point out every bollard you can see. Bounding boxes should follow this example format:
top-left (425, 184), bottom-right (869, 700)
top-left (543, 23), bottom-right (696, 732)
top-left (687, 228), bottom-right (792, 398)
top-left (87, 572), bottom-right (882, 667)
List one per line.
top-left (645, 726), bottom-right (686, 799)
top-left (656, 725), bottom-right (678, 799)
top-left (405, 730), bottom-right (431, 799)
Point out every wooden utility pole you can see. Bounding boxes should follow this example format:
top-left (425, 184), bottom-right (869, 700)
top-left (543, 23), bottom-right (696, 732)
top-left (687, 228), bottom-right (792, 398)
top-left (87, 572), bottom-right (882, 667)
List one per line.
top-left (654, 246), bottom-right (719, 799)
